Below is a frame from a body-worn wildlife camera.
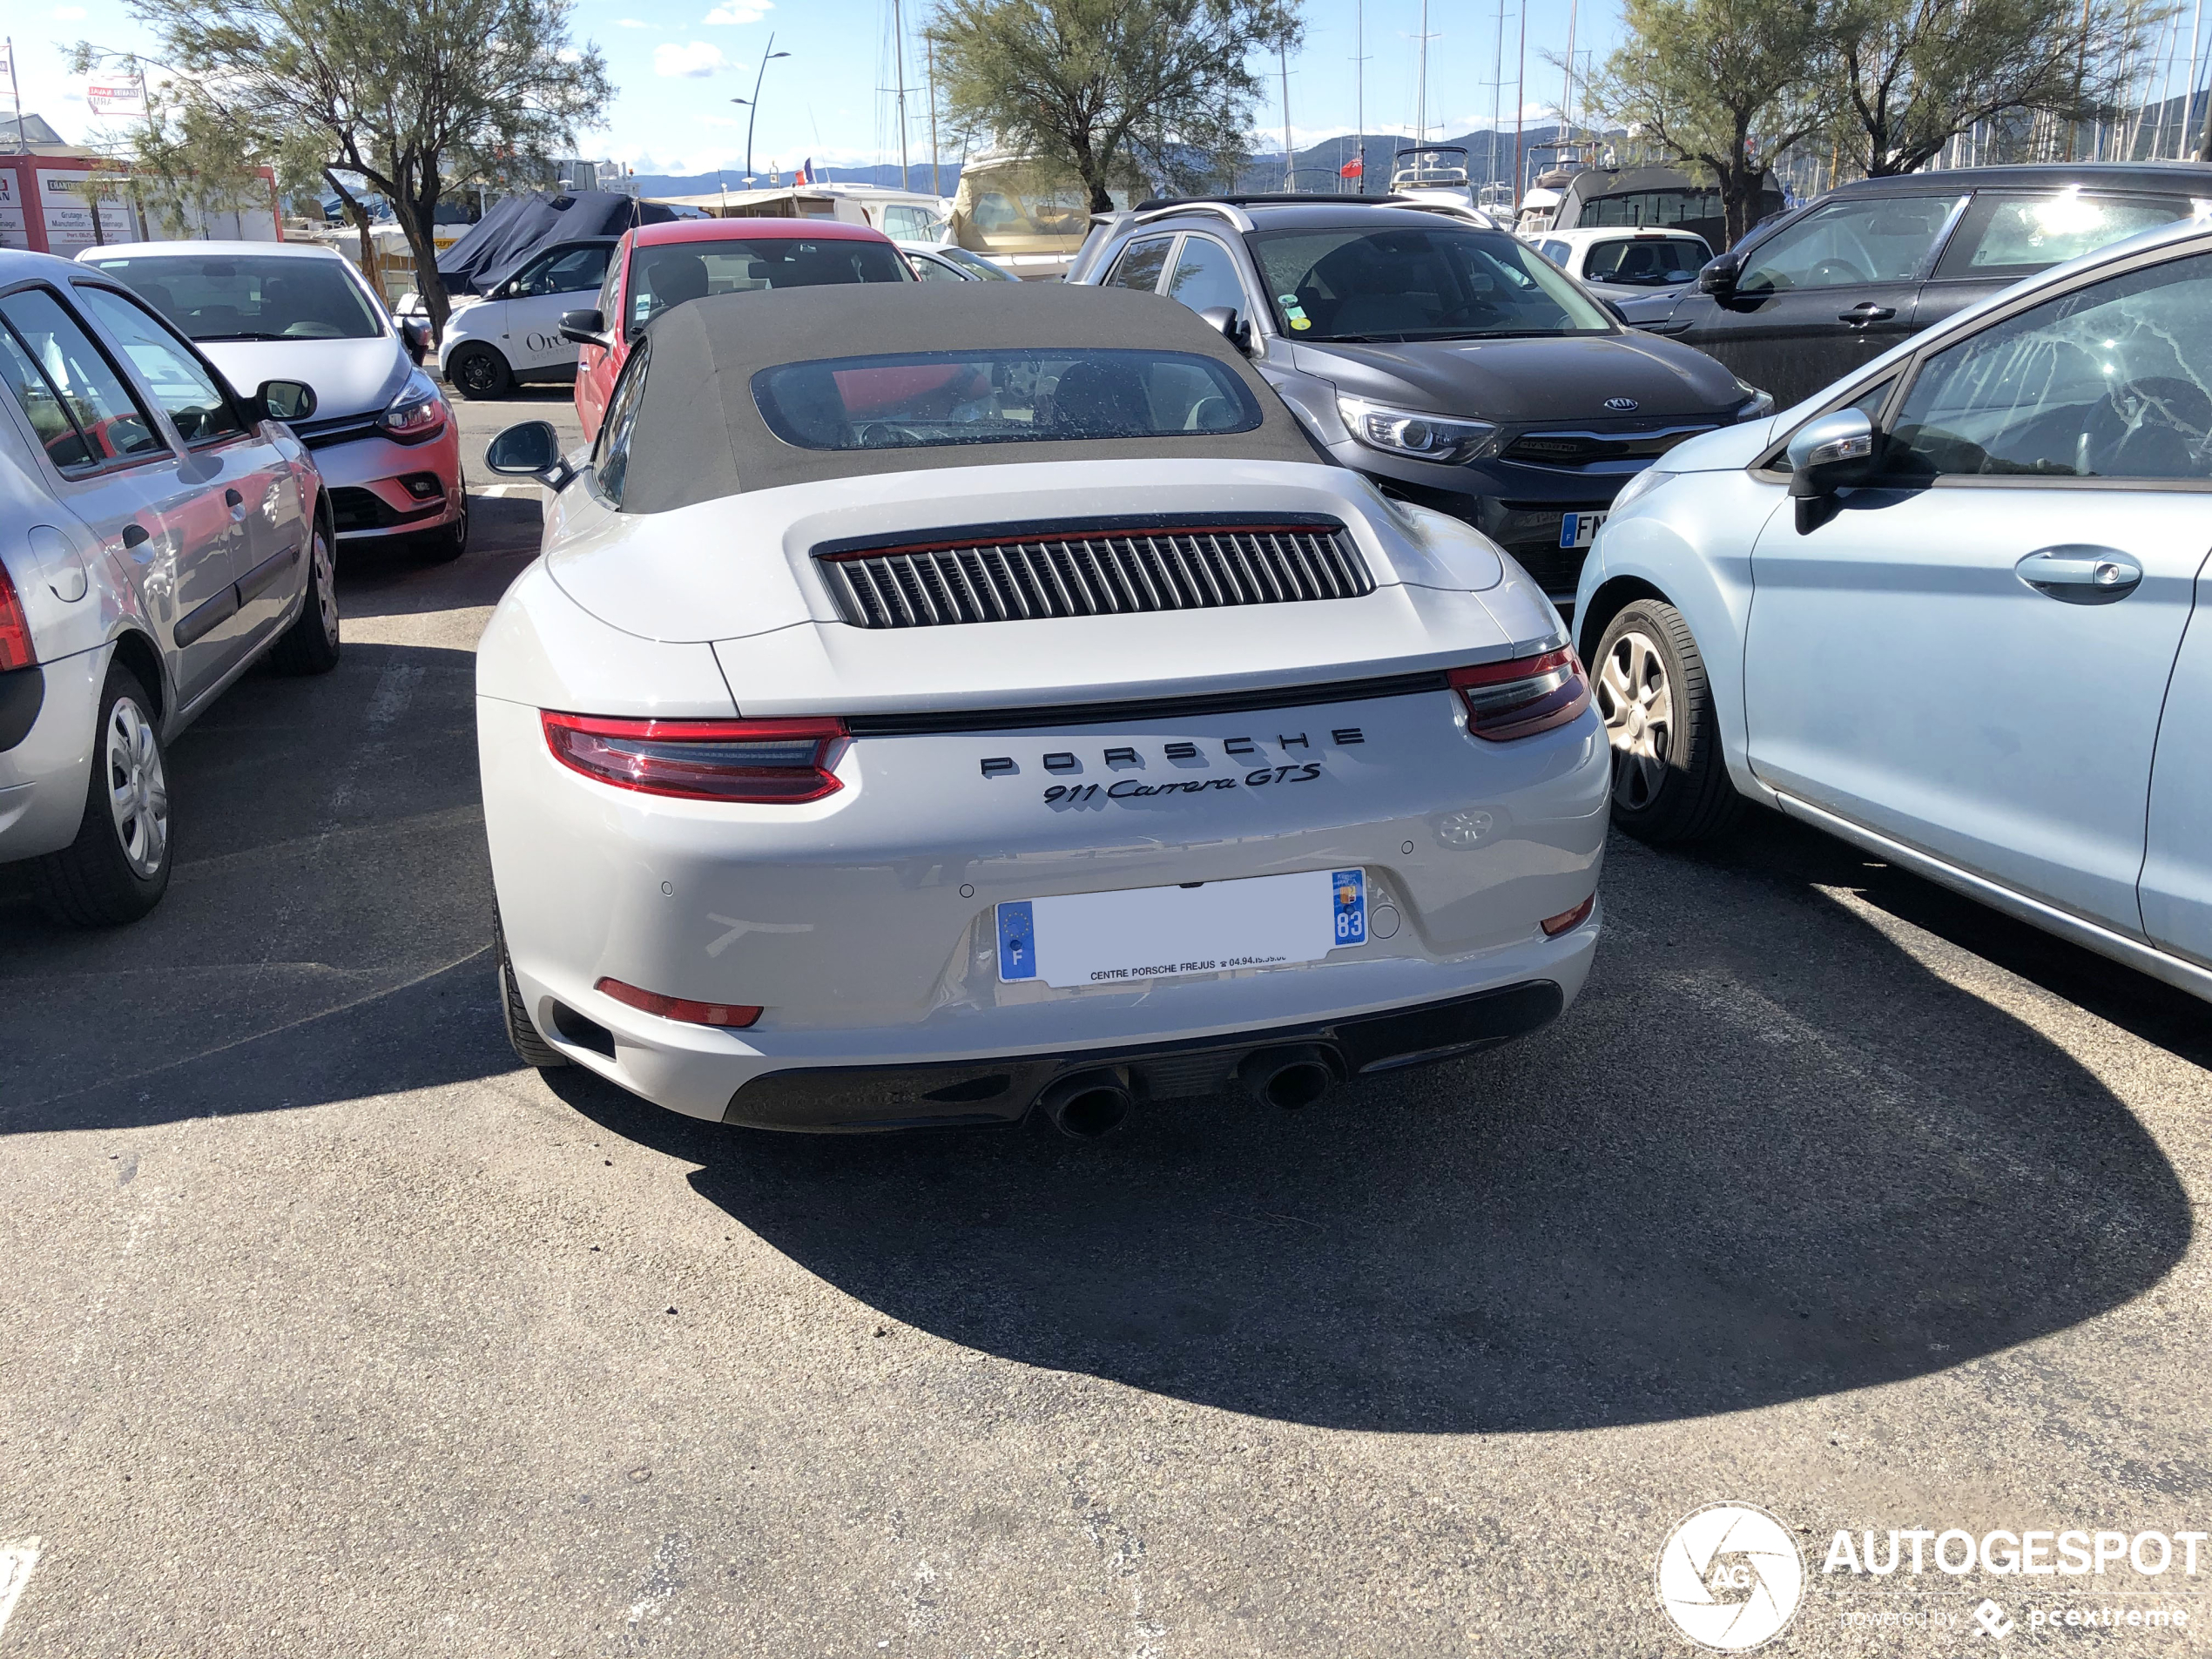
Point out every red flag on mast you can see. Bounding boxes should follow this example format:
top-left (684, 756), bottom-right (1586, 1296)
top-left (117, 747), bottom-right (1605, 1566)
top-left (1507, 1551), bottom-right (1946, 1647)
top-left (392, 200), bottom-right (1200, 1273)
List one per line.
top-left (1339, 156), bottom-right (1364, 179)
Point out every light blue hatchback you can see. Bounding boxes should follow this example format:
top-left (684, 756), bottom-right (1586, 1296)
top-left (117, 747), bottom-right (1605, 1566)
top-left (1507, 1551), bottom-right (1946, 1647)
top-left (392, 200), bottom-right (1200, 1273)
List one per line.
top-left (1572, 217), bottom-right (2212, 1004)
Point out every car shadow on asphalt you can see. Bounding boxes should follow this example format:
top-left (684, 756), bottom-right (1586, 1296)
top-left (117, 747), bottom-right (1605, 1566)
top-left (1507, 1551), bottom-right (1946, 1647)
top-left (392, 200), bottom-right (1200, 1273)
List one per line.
top-left (539, 826), bottom-right (2194, 1434)
top-left (1680, 806), bottom-right (2212, 1073)
top-left (0, 630), bottom-right (512, 1133)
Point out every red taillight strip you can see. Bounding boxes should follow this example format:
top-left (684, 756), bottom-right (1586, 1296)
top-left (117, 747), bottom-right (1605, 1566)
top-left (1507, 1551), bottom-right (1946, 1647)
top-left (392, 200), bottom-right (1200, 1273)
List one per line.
top-left (0, 558), bottom-right (36, 674)
top-left (542, 711), bottom-right (847, 803)
top-left (597, 976), bottom-right (762, 1028)
top-left (1447, 647), bottom-right (1591, 741)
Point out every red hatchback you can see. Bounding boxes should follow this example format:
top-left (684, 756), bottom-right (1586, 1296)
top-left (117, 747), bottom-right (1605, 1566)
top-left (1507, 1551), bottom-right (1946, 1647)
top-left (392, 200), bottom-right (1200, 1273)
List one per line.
top-left (565, 219), bottom-right (912, 441)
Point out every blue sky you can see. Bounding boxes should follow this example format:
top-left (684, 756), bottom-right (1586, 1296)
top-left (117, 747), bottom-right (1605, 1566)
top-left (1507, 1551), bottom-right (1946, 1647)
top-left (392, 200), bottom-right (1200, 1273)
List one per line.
top-left (10, 0), bottom-right (1621, 184)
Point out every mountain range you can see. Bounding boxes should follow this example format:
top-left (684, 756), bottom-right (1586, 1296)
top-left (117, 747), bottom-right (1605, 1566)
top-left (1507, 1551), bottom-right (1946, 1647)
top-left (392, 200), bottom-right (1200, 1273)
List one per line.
top-left (622, 124), bottom-right (1592, 203)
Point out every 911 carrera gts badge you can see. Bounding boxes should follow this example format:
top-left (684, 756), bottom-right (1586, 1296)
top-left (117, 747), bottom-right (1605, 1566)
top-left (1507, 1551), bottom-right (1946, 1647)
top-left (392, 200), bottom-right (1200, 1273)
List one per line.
top-left (980, 730), bottom-right (1362, 804)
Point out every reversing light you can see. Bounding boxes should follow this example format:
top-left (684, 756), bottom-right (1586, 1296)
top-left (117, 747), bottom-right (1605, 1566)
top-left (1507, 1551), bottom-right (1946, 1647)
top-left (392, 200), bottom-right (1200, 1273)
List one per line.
top-left (0, 559), bottom-right (34, 673)
top-left (542, 711), bottom-right (848, 802)
top-left (1447, 647), bottom-right (1591, 740)
top-left (596, 977), bottom-right (762, 1028)
top-left (1541, 893), bottom-right (1597, 936)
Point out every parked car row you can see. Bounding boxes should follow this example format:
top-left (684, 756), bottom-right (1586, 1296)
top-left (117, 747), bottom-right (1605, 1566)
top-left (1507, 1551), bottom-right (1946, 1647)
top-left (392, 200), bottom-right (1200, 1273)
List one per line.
top-left (1, 248), bottom-right (341, 924)
top-left (465, 177), bottom-right (2212, 1136)
top-left (14, 163), bottom-right (2209, 1141)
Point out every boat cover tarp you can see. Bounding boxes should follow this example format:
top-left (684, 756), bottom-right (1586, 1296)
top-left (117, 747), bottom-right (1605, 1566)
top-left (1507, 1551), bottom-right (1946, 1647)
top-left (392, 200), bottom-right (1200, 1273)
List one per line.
top-left (434, 192), bottom-right (676, 296)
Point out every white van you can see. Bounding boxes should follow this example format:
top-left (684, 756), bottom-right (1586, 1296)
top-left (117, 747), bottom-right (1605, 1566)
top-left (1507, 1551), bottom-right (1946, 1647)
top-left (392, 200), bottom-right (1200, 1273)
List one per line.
top-left (435, 236), bottom-right (617, 399)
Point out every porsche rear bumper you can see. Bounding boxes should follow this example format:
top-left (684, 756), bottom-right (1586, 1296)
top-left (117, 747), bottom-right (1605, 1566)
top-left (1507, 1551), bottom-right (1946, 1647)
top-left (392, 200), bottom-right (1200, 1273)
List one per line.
top-left (479, 682), bottom-right (1610, 1126)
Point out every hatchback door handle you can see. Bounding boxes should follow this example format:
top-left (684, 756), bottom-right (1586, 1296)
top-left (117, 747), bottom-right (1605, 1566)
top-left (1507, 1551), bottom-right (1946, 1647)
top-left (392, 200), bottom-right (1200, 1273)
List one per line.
top-left (2017, 545), bottom-right (2142, 604)
top-left (1839, 303), bottom-right (1896, 324)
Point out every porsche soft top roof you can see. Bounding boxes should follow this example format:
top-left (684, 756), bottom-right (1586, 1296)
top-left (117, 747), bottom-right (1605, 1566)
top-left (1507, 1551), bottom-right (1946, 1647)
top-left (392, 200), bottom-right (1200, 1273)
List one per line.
top-left (618, 282), bottom-right (1325, 513)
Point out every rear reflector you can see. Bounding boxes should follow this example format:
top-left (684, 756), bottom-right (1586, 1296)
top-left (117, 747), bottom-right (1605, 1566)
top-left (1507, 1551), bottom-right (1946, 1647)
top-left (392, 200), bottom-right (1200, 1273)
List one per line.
top-left (596, 977), bottom-right (762, 1028)
top-left (1448, 647), bottom-right (1591, 741)
top-left (543, 711), bottom-right (846, 802)
top-left (1541, 893), bottom-right (1597, 937)
top-left (0, 558), bottom-right (35, 673)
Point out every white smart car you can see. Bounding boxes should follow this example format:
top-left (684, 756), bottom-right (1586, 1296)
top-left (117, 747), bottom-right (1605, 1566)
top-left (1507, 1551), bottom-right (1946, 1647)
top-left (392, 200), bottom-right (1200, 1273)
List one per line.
top-left (477, 283), bottom-right (1608, 1136)
top-left (436, 235), bottom-right (618, 398)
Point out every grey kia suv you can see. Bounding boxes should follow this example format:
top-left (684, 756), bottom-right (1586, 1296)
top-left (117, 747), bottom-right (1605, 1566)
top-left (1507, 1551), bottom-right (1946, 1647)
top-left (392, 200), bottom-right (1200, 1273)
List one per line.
top-left (1069, 195), bottom-right (1769, 608)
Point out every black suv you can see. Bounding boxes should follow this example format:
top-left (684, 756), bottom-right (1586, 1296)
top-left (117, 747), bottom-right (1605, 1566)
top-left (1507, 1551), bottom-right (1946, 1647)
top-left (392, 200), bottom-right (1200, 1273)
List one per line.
top-left (1621, 162), bottom-right (2212, 407)
top-left (1067, 194), bottom-right (1767, 610)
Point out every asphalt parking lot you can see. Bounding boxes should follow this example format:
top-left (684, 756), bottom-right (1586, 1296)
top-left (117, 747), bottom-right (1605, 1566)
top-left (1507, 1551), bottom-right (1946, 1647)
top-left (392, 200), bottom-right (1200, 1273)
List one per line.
top-left (1, 389), bottom-right (2208, 1656)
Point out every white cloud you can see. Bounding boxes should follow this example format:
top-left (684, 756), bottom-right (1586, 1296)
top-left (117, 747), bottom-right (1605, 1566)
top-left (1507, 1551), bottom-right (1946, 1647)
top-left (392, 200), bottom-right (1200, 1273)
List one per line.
top-left (51, 5), bottom-right (87, 16)
top-left (616, 16), bottom-right (651, 24)
top-left (703, 0), bottom-right (772, 21)
top-left (556, 46), bottom-right (582, 62)
top-left (653, 40), bottom-right (729, 76)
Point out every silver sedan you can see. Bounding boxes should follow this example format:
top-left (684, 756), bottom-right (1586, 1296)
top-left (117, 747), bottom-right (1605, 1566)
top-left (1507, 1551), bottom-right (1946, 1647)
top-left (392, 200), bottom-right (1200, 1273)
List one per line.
top-left (0, 248), bottom-right (340, 924)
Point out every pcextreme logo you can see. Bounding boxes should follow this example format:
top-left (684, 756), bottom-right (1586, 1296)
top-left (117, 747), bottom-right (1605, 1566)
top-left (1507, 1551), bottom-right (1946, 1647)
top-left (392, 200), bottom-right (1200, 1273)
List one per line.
top-left (1656, 1502), bottom-right (1806, 1651)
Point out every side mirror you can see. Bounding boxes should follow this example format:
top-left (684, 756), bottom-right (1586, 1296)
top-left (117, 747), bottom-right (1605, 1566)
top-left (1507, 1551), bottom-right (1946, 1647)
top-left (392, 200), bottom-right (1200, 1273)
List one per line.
top-left (558, 307), bottom-right (608, 347)
top-left (1785, 408), bottom-right (1877, 531)
top-left (1697, 253), bottom-right (1741, 299)
top-left (485, 420), bottom-right (574, 489)
top-left (1598, 297), bottom-right (1629, 325)
top-left (253, 379), bottom-right (318, 423)
top-left (1197, 305), bottom-right (1251, 354)
top-left (399, 318), bottom-right (431, 366)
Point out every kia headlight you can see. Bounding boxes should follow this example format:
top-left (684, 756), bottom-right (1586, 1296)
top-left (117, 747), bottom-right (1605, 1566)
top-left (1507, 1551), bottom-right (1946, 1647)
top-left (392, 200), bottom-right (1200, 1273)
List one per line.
top-left (1733, 379), bottom-right (1777, 421)
top-left (1337, 395), bottom-right (1500, 463)
top-left (1608, 464), bottom-right (1676, 514)
top-left (380, 368), bottom-right (448, 442)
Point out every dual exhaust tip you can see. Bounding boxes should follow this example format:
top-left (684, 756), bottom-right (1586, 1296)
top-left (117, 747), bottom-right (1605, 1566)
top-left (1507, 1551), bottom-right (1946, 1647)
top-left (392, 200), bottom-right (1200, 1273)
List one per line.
top-left (1038, 1044), bottom-right (1342, 1140)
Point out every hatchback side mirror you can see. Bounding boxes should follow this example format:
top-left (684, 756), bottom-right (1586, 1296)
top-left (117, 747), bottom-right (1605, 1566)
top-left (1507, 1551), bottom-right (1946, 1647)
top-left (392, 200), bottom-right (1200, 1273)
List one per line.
top-left (1786, 408), bottom-right (1877, 531)
top-left (1697, 253), bottom-right (1741, 299)
top-left (399, 318), bottom-right (431, 365)
top-left (253, 378), bottom-right (318, 423)
top-left (1197, 306), bottom-right (1251, 354)
top-left (485, 419), bottom-right (574, 489)
top-left (559, 307), bottom-right (609, 347)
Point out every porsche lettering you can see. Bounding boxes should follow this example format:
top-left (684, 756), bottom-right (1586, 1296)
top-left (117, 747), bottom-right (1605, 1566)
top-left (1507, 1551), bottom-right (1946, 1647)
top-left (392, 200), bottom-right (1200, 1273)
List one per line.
top-left (981, 728), bottom-right (1364, 779)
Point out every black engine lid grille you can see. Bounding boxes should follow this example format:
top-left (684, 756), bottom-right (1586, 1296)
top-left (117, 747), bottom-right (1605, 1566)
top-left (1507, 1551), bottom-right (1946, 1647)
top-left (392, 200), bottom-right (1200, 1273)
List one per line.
top-left (816, 516), bottom-right (1374, 629)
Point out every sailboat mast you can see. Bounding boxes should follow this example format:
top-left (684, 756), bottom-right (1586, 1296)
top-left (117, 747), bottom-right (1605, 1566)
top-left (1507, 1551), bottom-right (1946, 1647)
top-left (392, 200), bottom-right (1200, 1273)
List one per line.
top-left (1416, 0), bottom-right (1429, 145)
top-left (1354, 0), bottom-right (1365, 194)
top-left (927, 35), bottom-right (941, 195)
top-left (892, 0), bottom-right (911, 192)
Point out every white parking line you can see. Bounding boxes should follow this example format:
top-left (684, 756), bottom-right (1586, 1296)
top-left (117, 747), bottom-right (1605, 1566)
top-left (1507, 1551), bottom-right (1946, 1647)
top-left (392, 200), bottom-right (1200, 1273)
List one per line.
top-left (0, 1539), bottom-right (42, 1642)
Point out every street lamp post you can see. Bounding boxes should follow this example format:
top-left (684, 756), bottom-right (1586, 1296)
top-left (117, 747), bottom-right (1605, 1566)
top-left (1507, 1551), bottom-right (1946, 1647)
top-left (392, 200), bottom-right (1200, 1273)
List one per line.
top-left (728, 34), bottom-right (792, 190)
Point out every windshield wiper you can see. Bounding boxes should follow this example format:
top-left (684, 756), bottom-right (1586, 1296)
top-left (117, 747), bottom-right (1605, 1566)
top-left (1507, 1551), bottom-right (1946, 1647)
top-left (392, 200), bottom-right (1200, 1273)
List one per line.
top-left (192, 330), bottom-right (289, 341)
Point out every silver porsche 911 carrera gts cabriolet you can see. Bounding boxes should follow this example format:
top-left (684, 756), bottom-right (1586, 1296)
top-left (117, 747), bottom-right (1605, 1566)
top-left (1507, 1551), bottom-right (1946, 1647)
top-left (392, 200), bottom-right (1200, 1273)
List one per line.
top-left (477, 281), bottom-right (1608, 1136)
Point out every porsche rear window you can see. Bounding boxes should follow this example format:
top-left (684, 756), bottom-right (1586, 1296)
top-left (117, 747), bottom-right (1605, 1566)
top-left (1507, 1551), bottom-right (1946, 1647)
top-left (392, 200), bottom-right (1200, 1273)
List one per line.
top-left (751, 347), bottom-right (1264, 450)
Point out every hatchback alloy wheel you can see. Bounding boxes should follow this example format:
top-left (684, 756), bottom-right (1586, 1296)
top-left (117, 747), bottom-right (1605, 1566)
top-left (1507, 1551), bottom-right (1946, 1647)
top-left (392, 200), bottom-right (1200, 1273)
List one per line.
top-left (311, 524), bottom-right (338, 649)
top-left (104, 693), bottom-right (168, 880)
top-left (1595, 629), bottom-right (1674, 812)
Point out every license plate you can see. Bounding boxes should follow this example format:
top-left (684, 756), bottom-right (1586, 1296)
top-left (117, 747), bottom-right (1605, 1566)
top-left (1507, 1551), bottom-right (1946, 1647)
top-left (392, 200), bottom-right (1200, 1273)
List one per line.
top-left (1559, 510), bottom-right (1608, 549)
top-left (997, 868), bottom-right (1366, 988)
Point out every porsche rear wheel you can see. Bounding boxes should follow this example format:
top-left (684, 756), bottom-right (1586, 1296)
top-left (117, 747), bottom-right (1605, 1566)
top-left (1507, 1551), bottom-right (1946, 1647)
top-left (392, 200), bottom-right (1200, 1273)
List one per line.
top-left (497, 914), bottom-right (568, 1069)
